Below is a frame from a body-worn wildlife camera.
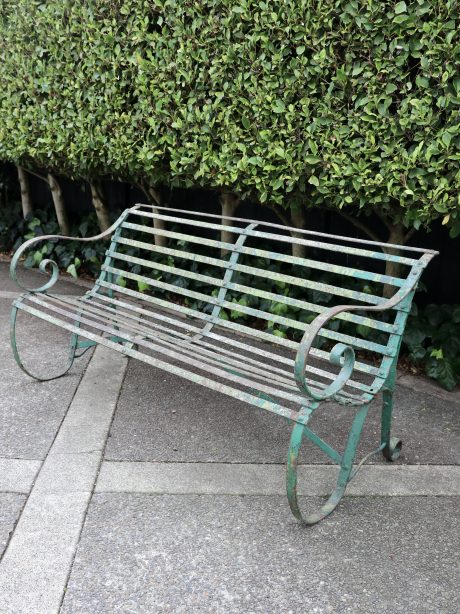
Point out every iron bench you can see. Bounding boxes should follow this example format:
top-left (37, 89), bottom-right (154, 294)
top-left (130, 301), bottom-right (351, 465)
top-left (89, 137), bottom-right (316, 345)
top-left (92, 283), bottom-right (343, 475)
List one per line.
top-left (10, 205), bottom-right (437, 524)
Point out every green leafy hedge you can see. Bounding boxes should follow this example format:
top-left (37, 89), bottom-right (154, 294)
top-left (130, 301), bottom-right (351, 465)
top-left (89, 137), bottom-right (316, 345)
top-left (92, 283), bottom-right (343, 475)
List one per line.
top-left (1, 1), bottom-right (459, 235)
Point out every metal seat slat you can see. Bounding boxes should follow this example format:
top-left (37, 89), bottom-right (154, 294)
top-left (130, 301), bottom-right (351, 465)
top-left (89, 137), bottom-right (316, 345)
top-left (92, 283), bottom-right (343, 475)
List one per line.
top-left (84, 293), bottom-right (376, 395)
top-left (27, 293), bottom-right (365, 404)
top-left (45, 296), bottom-right (303, 393)
top-left (97, 279), bottom-right (382, 377)
top-left (15, 301), bottom-right (305, 423)
top-left (21, 295), bottom-right (312, 406)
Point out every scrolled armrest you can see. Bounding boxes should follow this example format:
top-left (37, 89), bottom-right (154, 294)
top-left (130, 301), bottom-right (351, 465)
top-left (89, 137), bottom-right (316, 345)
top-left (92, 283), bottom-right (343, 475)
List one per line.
top-left (9, 216), bottom-right (123, 294)
top-left (294, 258), bottom-right (430, 403)
top-left (294, 308), bottom-right (358, 402)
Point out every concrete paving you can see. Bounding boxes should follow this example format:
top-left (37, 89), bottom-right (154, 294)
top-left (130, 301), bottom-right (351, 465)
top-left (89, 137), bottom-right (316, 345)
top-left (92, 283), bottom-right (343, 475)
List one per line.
top-left (0, 263), bottom-right (459, 613)
top-left (0, 493), bottom-right (26, 558)
top-left (97, 461), bottom-right (460, 496)
top-left (60, 494), bottom-right (460, 614)
top-left (0, 298), bottom-right (92, 459)
top-left (0, 346), bottom-right (127, 614)
top-left (106, 359), bottom-right (460, 465)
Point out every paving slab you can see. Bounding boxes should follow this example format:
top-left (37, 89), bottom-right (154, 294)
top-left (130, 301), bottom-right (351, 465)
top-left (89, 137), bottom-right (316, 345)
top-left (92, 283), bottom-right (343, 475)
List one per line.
top-left (0, 298), bottom-right (92, 459)
top-left (61, 493), bottom-right (460, 614)
top-left (96, 461), bottom-right (460, 496)
top-left (0, 493), bottom-right (26, 559)
top-left (0, 458), bottom-right (41, 492)
top-left (105, 360), bottom-right (460, 464)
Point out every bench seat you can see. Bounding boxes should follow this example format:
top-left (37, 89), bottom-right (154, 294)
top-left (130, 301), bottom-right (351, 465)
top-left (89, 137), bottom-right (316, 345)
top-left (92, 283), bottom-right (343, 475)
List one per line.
top-left (15, 290), bottom-right (368, 418)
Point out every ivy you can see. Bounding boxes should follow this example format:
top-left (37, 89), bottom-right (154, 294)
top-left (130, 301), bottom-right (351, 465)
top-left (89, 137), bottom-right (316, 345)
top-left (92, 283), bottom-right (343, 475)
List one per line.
top-left (0, 204), bottom-right (108, 278)
top-left (404, 303), bottom-right (460, 390)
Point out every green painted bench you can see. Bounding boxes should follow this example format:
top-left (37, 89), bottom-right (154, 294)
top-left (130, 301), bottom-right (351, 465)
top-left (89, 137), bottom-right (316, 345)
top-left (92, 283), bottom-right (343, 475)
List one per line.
top-left (10, 205), bottom-right (437, 524)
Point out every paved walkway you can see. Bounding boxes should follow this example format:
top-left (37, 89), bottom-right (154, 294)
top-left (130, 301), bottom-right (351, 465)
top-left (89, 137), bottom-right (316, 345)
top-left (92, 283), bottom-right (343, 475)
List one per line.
top-left (0, 263), bottom-right (459, 613)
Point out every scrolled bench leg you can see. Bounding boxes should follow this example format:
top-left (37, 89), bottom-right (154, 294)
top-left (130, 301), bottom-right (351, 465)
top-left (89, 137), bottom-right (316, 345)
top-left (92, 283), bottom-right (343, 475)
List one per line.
top-left (286, 403), bottom-right (371, 525)
top-left (10, 304), bottom-right (78, 381)
top-left (381, 388), bottom-right (402, 461)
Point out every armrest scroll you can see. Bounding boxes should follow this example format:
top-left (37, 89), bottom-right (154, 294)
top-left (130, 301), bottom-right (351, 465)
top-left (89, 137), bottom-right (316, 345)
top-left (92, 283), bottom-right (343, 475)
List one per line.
top-left (10, 216), bottom-right (123, 294)
top-left (295, 257), bottom-right (431, 403)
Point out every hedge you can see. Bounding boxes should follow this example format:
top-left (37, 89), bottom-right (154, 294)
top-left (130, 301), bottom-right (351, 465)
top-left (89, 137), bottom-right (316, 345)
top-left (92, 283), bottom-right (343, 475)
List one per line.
top-left (0, 0), bottom-right (459, 239)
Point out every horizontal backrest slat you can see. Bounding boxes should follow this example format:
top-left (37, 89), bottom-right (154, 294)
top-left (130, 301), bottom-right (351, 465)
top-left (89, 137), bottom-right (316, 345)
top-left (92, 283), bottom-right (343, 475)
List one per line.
top-left (121, 221), bottom-right (407, 288)
top-left (132, 204), bottom-right (437, 256)
top-left (131, 209), bottom-right (420, 266)
top-left (114, 236), bottom-right (389, 307)
top-left (108, 249), bottom-right (396, 334)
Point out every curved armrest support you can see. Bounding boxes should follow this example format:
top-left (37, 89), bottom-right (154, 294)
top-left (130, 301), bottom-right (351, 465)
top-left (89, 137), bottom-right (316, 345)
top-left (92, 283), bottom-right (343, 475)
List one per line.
top-left (10, 216), bottom-right (124, 294)
top-left (295, 257), bottom-right (431, 402)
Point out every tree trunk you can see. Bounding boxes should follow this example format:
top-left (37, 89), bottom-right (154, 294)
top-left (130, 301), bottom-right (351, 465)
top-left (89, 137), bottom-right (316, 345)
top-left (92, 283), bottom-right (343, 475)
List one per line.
top-left (146, 186), bottom-right (167, 248)
top-left (47, 173), bottom-right (71, 235)
top-left (290, 206), bottom-right (307, 259)
top-left (219, 192), bottom-right (240, 257)
top-left (17, 166), bottom-right (33, 218)
top-left (383, 224), bottom-right (406, 299)
top-left (90, 182), bottom-right (111, 232)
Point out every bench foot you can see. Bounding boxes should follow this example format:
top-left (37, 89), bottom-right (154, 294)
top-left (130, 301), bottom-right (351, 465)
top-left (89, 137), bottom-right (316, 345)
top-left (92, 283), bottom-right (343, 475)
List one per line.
top-left (382, 436), bottom-right (402, 462)
top-left (10, 305), bottom-right (78, 381)
top-left (286, 403), bottom-right (370, 525)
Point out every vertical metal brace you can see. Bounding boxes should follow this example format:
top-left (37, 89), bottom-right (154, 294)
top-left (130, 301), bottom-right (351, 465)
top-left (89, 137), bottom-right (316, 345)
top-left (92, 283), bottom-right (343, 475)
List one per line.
top-left (87, 210), bottom-right (130, 345)
top-left (92, 208), bottom-right (131, 299)
top-left (193, 223), bottom-right (258, 340)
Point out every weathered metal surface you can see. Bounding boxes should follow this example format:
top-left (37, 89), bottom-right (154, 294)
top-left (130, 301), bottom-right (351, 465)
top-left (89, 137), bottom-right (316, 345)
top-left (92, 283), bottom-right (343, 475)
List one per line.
top-left (108, 248), bottom-right (396, 333)
top-left (293, 259), bottom-right (429, 404)
top-left (131, 204), bottom-right (437, 255)
top-left (132, 208), bottom-right (421, 265)
top-left (9, 203), bottom-right (437, 525)
top-left (122, 220), bottom-right (407, 287)
top-left (114, 235), bottom-right (391, 306)
top-left (102, 263), bottom-right (392, 356)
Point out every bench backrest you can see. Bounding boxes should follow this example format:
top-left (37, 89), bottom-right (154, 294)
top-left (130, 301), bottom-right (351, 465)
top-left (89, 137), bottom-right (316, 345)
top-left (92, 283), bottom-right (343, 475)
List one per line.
top-left (96, 204), bottom-right (436, 398)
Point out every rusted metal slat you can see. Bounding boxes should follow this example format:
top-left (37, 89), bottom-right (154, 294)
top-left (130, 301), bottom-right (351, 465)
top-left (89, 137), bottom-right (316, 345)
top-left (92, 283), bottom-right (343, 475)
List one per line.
top-left (121, 221), bottom-right (406, 287)
top-left (131, 209), bottom-right (419, 266)
top-left (103, 264), bottom-right (393, 356)
top-left (108, 249), bottom-right (396, 334)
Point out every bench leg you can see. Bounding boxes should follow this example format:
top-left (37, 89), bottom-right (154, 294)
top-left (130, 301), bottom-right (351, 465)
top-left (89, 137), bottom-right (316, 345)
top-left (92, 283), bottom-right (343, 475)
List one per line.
top-left (10, 305), bottom-right (78, 381)
top-left (381, 387), bottom-right (402, 461)
top-left (286, 403), bottom-right (371, 525)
